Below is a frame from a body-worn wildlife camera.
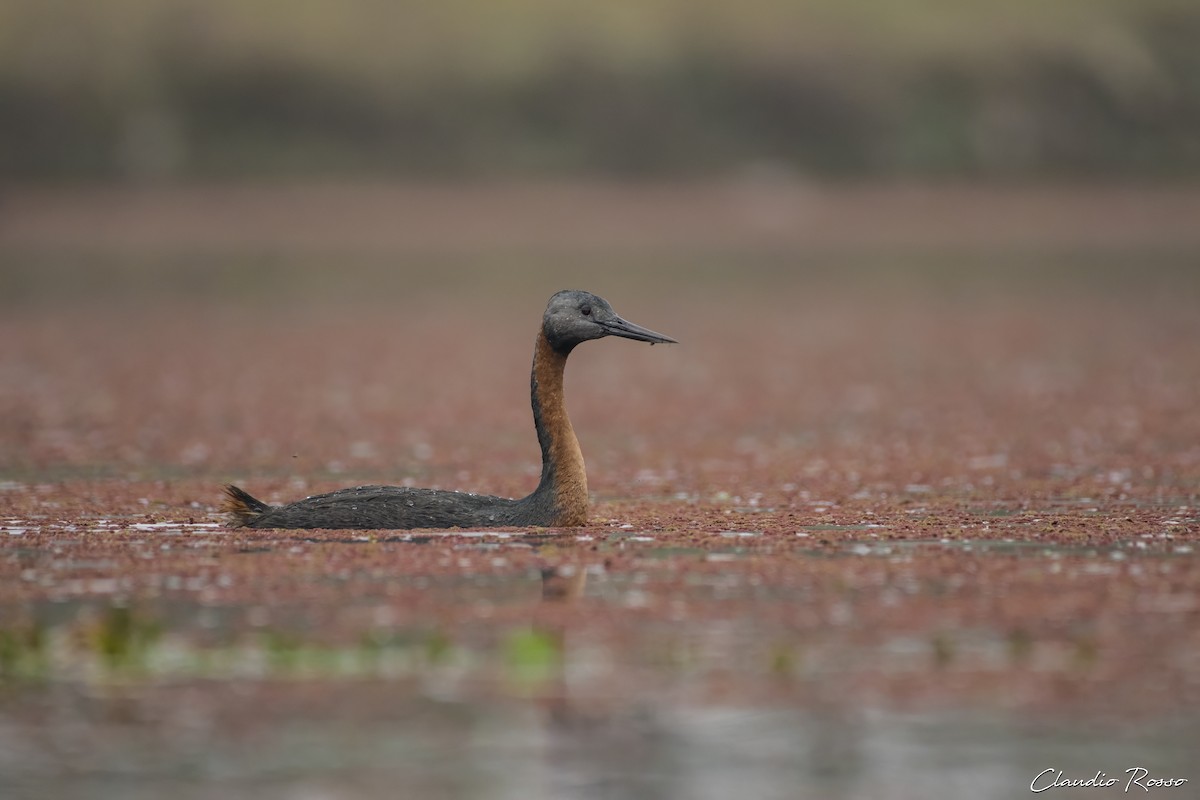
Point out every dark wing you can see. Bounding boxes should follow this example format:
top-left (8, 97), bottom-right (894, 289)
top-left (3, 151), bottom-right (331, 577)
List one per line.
top-left (250, 485), bottom-right (518, 529)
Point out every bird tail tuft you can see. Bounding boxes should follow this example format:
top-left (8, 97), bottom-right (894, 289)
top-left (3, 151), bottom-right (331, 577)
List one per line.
top-left (222, 484), bottom-right (270, 526)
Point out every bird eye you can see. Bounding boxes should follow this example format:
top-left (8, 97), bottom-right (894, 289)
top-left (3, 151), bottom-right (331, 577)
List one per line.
top-left (581, 304), bottom-right (592, 316)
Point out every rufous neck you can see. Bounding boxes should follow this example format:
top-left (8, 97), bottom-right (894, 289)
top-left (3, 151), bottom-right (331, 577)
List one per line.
top-left (529, 330), bottom-right (588, 525)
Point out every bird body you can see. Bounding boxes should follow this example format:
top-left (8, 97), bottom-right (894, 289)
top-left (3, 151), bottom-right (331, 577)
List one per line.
top-left (223, 290), bottom-right (674, 529)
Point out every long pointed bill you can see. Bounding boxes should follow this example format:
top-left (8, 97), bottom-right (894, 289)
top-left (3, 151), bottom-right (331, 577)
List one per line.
top-left (602, 315), bottom-right (678, 345)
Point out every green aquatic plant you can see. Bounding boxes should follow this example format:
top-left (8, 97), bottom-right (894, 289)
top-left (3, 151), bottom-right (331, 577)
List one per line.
top-left (930, 632), bottom-right (956, 668)
top-left (90, 606), bottom-right (161, 673)
top-left (503, 628), bottom-right (562, 691)
top-left (262, 630), bottom-right (305, 673)
top-left (0, 622), bottom-right (47, 682)
top-left (425, 630), bottom-right (454, 665)
top-left (769, 643), bottom-right (799, 678)
top-left (1008, 628), bottom-right (1034, 664)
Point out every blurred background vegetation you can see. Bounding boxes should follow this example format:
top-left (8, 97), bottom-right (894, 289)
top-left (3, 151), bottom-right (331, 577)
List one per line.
top-left (3, 0), bottom-right (1199, 182)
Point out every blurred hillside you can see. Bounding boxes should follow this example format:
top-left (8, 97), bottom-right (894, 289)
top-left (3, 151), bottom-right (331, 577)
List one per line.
top-left (2, 0), bottom-right (1198, 181)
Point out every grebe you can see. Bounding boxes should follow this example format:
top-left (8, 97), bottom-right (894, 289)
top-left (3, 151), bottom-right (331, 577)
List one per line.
top-left (223, 290), bottom-right (675, 529)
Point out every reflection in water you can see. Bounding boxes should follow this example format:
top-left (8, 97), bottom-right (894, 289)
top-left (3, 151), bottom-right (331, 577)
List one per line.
top-left (541, 564), bottom-right (588, 603)
top-left (1, 682), bottom-right (1195, 800)
top-left (1, 535), bottom-right (1197, 799)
